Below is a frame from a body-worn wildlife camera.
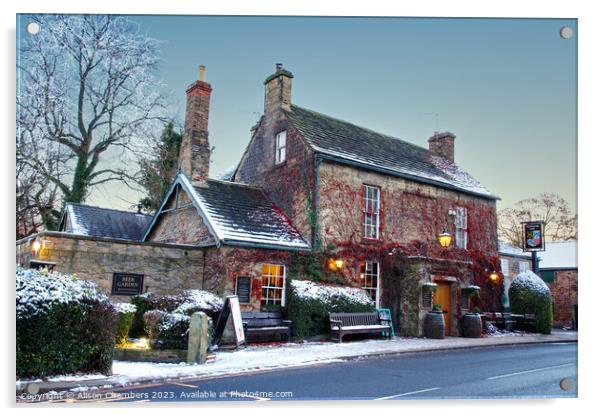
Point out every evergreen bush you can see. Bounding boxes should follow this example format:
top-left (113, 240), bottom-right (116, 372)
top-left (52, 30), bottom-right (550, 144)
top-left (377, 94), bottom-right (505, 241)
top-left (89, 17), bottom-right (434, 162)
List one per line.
top-left (16, 267), bottom-right (119, 378)
top-left (113, 303), bottom-right (137, 346)
top-left (509, 271), bottom-right (553, 334)
top-left (287, 279), bottom-right (374, 339)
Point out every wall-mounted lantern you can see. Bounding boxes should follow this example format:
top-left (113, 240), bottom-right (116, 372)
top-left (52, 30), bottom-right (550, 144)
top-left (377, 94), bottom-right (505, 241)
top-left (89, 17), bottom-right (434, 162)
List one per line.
top-left (328, 258), bottom-right (345, 271)
top-left (31, 238), bottom-right (42, 257)
top-left (489, 271), bottom-right (500, 282)
top-left (437, 228), bottom-right (453, 248)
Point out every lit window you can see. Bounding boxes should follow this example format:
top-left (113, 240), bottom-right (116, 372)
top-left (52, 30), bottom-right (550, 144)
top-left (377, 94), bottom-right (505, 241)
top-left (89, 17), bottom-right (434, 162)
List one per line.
top-left (261, 264), bottom-right (286, 306)
top-left (362, 185), bottom-right (380, 239)
top-left (361, 261), bottom-right (380, 307)
top-left (455, 206), bottom-right (468, 249)
top-left (275, 131), bottom-right (287, 164)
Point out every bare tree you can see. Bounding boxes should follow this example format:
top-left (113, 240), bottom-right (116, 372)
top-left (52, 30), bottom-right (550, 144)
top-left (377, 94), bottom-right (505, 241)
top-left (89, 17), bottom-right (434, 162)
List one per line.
top-left (17, 15), bottom-right (168, 231)
top-left (498, 193), bottom-right (577, 246)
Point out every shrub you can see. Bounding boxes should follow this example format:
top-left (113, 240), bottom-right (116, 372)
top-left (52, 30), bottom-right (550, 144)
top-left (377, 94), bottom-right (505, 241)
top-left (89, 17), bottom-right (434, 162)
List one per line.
top-left (130, 290), bottom-right (222, 337)
top-left (509, 271), bottom-right (553, 334)
top-left (113, 303), bottom-right (137, 346)
top-left (143, 309), bottom-right (214, 350)
top-left (287, 279), bottom-right (375, 339)
top-left (16, 267), bottom-right (119, 378)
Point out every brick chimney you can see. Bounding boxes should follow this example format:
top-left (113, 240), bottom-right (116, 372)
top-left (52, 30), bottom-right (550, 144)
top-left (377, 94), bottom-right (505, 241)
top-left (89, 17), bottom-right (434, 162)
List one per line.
top-left (179, 65), bottom-right (212, 184)
top-left (264, 63), bottom-right (294, 114)
top-left (428, 131), bottom-right (456, 163)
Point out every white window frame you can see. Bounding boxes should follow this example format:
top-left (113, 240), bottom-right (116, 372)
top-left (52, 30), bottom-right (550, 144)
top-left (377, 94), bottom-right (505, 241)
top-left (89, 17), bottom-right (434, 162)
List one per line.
top-left (519, 261), bottom-right (529, 273)
top-left (501, 258), bottom-right (510, 277)
top-left (455, 206), bottom-right (468, 249)
top-left (260, 263), bottom-right (286, 306)
top-left (362, 185), bottom-right (381, 239)
top-left (362, 261), bottom-right (380, 307)
top-left (275, 131), bottom-right (287, 164)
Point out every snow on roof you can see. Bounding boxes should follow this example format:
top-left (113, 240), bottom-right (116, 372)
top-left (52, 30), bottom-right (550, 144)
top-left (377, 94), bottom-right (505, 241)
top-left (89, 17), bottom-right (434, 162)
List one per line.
top-left (177, 174), bottom-right (310, 250)
top-left (538, 240), bottom-right (578, 269)
top-left (285, 105), bottom-right (495, 199)
top-left (498, 240), bottom-right (531, 258)
top-left (290, 279), bottom-right (374, 306)
top-left (62, 203), bottom-right (152, 241)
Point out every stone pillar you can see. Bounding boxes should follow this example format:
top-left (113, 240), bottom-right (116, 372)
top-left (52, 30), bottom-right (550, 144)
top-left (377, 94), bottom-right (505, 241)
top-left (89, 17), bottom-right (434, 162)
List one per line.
top-left (264, 63), bottom-right (294, 114)
top-left (187, 311), bottom-right (209, 364)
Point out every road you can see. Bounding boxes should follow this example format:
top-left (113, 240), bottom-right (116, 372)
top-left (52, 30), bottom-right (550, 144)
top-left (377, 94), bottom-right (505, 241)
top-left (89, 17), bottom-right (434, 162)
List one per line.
top-left (52, 342), bottom-right (578, 402)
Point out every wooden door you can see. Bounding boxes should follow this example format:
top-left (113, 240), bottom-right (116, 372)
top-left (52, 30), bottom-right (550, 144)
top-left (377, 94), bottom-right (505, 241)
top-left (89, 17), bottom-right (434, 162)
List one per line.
top-left (434, 283), bottom-right (452, 336)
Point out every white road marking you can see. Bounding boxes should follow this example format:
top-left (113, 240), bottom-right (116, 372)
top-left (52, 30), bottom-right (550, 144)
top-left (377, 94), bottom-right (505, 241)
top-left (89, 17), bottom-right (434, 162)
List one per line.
top-left (231, 392), bottom-right (271, 401)
top-left (169, 381), bottom-right (198, 388)
top-left (487, 363), bottom-right (574, 380)
top-left (375, 387), bottom-right (441, 400)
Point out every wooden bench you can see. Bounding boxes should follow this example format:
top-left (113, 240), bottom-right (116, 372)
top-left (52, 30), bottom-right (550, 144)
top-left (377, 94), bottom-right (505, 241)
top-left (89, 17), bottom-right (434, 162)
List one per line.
top-left (329, 312), bottom-right (392, 343)
top-left (482, 312), bottom-right (536, 331)
top-left (241, 311), bottom-right (292, 343)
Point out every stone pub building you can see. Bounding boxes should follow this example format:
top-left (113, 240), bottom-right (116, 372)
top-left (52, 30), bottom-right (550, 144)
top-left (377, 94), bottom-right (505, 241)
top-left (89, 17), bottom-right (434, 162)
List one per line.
top-left (17, 65), bottom-right (502, 337)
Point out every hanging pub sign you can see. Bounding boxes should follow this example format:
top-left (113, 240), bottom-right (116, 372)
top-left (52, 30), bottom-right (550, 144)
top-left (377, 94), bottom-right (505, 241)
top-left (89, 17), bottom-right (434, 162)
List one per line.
top-left (111, 273), bottom-right (145, 295)
top-left (522, 221), bottom-right (545, 252)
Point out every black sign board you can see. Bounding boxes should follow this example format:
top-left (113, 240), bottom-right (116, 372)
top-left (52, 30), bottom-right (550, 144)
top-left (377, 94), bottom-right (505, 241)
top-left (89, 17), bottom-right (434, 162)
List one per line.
top-left (213, 296), bottom-right (246, 348)
top-left (235, 277), bottom-right (251, 303)
top-left (522, 221), bottom-right (545, 252)
top-left (112, 273), bottom-right (144, 295)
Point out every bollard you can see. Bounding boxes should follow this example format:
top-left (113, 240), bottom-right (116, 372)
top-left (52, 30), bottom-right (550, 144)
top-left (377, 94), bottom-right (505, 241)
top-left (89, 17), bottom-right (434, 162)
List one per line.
top-left (187, 311), bottom-right (209, 364)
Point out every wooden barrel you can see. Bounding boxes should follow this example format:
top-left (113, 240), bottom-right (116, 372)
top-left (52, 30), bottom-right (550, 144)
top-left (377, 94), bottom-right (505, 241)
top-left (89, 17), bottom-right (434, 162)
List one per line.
top-left (461, 313), bottom-right (482, 338)
top-left (423, 312), bottom-right (445, 339)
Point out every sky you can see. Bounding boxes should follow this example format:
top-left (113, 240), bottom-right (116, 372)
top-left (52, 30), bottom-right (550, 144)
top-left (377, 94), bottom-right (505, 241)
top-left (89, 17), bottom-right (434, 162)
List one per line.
top-left (19, 15), bottom-right (577, 212)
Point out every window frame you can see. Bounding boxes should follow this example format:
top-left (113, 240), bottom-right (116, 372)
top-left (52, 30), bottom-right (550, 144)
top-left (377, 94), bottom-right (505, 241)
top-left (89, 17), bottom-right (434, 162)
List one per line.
top-left (362, 184), bottom-right (381, 240)
top-left (519, 261), bottom-right (530, 273)
top-left (235, 276), bottom-right (252, 304)
top-left (275, 130), bottom-right (287, 165)
top-left (454, 206), bottom-right (468, 249)
top-left (260, 263), bottom-right (286, 307)
top-left (501, 258), bottom-right (510, 277)
top-left (361, 261), bottom-right (380, 308)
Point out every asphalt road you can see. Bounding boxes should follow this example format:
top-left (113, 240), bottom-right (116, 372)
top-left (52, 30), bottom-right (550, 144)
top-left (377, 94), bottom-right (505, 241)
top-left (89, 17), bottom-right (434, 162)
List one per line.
top-left (60, 342), bottom-right (579, 402)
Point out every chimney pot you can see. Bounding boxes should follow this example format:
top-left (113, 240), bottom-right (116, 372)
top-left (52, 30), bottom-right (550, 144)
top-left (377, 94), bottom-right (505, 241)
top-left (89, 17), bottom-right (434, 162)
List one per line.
top-left (198, 65), bottom-right (206, 82)
top-left (276, 63), bottom-right (283, 71)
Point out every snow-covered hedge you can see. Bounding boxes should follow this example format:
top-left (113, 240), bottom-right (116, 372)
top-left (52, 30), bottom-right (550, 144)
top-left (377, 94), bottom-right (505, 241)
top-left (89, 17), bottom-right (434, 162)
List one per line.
top-left (113, 303), bottom-right (137, 346)
top-left (130, 289), bottom-right (223, 338)
top-left (287, 279), bottom-right (375, 339)
top-left (17, 266), bottom-right (108, 319)
top-left (16, 266), bottom-right (118, 378)
top-left (509, 271), bottom-right (553, 334)
top-left (143, 309), bottom-right (214, 350)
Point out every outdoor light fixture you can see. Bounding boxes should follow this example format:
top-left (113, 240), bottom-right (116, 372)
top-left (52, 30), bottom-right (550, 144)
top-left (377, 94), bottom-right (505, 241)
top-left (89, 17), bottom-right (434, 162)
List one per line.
top-left (334, 259), bottom-right (344, 269)
top-left (437, 228), bottom-right (453, 248)
top-left (489, 271), bottom-right (500, 282)
top-left (328, 258), bottom-right (345, 271)
top-left (31, 238), bottom-right (42, 257)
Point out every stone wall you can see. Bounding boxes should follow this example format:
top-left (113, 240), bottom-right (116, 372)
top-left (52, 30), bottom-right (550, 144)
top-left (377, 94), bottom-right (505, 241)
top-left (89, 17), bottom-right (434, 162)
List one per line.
top-left (547, 269), bottom-right (578, 328)
top-left (317, 161), bottom-right (498, 256)
top-left (16, 232), bottom-right (215, 301)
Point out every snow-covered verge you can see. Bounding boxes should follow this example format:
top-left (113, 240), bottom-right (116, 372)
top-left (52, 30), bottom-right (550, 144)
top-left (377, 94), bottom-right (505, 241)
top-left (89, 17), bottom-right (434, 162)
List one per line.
top-left (16, 266), bottom-right (109, 319)
top-left (16, 331), bottom-right (577, 392)
top-left (290, 279), bottom-right (373, 306)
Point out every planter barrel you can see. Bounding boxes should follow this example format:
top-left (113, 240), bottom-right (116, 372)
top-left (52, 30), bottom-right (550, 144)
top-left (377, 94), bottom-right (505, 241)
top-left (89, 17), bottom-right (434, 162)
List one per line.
top-left (461, 313), bottom-right (482, 338)
top-left (423, 311), bottom-right (445, 339)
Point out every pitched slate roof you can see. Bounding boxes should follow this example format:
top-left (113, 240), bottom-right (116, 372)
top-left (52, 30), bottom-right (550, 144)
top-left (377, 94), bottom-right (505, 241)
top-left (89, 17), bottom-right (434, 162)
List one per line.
top-left (61, 203), bottom-right (152, 241)
top-left (145, 174), bottom-right (310, 250)
top-left (285, 105), bottom-right (495, 199)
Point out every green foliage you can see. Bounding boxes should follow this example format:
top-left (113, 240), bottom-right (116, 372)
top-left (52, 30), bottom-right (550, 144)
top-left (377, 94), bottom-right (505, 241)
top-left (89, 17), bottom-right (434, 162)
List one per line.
top-left (138, 123), bottom-right (183, 212)
top-left (16, 301), bottom-right (119, 378)
top-left (143, 310), bottom-right (215, 350)
top-left (509, 273), bottom-right (553, 334)
top-left (115, 311), bottom-right (135, 346)
top-left (130, 295), bottom-right (153, 337)
top-left (286, 286), bottom-right (373, 339)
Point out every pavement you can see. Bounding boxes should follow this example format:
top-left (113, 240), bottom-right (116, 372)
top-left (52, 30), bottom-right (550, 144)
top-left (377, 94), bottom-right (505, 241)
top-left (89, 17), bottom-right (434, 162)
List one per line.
top-left (16, 330), bottom-right (577, 398)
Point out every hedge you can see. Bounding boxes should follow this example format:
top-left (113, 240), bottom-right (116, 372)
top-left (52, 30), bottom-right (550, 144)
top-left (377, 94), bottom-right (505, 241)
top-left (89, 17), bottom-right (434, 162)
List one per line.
top-left (509, 271), bottom-right (553, 334)
top-left (143, 310), bottom-right (215, 350)
top-left (114, 303), bottom-right (137, 346)
top-left (287, 279), bottom-right (375, 339)
top-left (16, 267), bottom-right (119, 378)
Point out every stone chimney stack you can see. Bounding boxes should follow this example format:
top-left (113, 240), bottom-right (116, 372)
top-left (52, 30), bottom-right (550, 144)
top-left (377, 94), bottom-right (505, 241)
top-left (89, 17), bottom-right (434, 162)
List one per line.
top-left (428, 131), bottom-right (456, 163)
top-left (179, 65), bottom-right (212, 184)
top-left (264, 63), bottom-right (294, 114)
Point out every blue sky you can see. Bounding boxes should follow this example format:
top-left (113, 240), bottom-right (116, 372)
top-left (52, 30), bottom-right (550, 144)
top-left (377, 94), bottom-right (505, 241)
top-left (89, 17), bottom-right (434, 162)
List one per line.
top-left (20, 16), bottom-right (578, 211)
